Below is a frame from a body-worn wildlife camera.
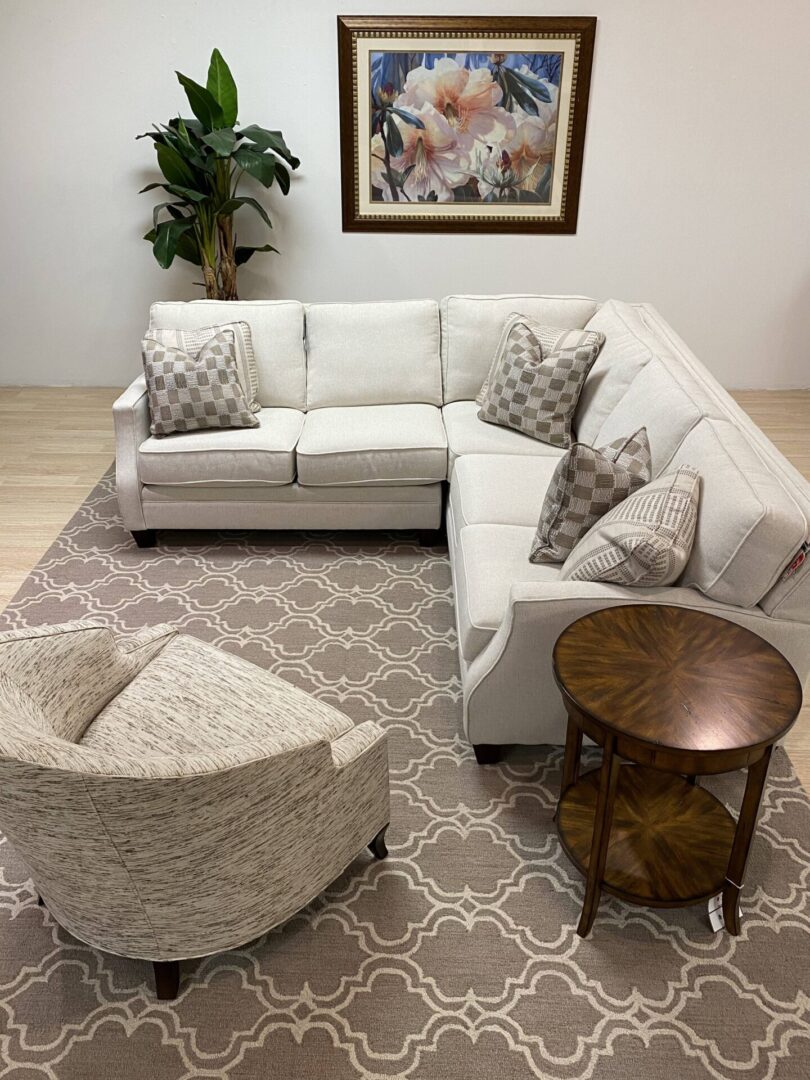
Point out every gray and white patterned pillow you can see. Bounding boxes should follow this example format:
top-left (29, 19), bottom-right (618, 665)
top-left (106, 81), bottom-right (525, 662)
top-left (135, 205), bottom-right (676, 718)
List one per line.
top-left (560, 465), bottom-right (700, 586)
top-left (530, 427), bottom-right (652, 564)
top-left (476, 313), bottom-right (590, 406)
top-left (477, 321), bottom-right (605, 448)
top-left (142, 330), bottom-right (260, 436)
top-left (147, 321), bottom-right (260, 413)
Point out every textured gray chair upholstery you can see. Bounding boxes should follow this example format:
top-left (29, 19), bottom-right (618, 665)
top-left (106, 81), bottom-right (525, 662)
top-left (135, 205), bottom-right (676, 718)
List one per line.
top-left (0, 621), bottom-right (389, 999)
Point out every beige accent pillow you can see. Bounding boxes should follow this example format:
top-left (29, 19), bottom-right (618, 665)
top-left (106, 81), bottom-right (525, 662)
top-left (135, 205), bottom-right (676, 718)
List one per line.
top-left (530, 428), bottom-right (651, 564)
top-left (477, 322), bottom-right (605, 450)
top-left (147, 321), bottom-right (260, 413)
top-left (560, 465), bottom-right (700, 586)
top-left (476, 313), bottom-right (581, 406)
top-left (141, 330), bottom-right (260, 436)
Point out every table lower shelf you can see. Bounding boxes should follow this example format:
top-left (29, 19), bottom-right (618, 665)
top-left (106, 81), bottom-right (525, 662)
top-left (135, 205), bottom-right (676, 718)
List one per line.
top-left (557, 765), bottom-right (737, 907)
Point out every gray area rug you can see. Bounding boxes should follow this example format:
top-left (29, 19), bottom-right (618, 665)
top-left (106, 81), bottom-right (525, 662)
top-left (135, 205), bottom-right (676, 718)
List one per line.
top-left (0, 471), bottom-right (808, 1079)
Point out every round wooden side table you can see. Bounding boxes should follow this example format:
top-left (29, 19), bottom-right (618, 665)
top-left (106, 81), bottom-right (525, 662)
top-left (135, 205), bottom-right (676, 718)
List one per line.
top-left (552, 604), bottom-right (802, 938)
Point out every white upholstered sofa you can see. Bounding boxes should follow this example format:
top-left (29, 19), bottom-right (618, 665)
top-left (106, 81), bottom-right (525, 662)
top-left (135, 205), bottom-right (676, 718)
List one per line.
top-left (114, 296), bottom-right (810, 756)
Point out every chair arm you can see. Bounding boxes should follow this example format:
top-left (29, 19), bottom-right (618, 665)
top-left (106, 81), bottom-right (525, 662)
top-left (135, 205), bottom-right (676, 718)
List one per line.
top-left (330, 720), bottom-right (387, 768)
top-left (113, 374), bottom-right (150, 531)
top-left (114, 623), bottom-right (178, 673)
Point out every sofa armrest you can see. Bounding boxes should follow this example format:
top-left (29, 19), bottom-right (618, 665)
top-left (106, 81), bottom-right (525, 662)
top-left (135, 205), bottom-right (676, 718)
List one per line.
top-left (113, 375), bottom-right (150, 531)
top-left (463, 581), bottom-right (810, 746)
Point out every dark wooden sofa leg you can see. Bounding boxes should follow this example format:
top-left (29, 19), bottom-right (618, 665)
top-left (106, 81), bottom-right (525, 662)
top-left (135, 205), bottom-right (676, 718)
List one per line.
top-left (368, 824), bottom-right (389, 860)
top-left (153, 960), bottom-right (180, 1000)
top-left (132, 530), bottom-right (157, 549)
top-left (473, 744), bottom-right (504, 765)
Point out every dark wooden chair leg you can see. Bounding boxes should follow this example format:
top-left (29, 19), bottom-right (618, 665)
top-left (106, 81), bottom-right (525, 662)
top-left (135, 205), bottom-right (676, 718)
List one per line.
top-left (368, 824), bottom-right (389, 860)
top-left (153, 960), bottom-right (180, 1000)
top-left (473, 743), bottom-right (504, 765)
top-left (132, 530), bottom-right (157, 548)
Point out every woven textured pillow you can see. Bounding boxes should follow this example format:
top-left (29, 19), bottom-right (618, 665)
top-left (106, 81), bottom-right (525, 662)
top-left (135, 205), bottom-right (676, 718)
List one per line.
top-left (530, 427), bottom-right (651, 564)
top-left (147, 321), bottom-right (260, 413)
top-left (560, 465), bottom-right (700, 586)
top-left (142, 330), bottom-right (260, 436)
top-left (477, 322), bottom-right (605, 449)
top-left (475, 313), bottom-right (590, 406)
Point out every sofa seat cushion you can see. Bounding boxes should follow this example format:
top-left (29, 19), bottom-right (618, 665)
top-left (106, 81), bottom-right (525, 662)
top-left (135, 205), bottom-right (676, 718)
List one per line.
top-left (297, 404), bottom-right (447, 487)
top-left (454, 524), bottom-right (561, 661)
top-left (81, 634), bottom-right (352, 757)
top-left (137, 408), bottom-right (304, 487)
top-left (449, 454), bottom-right (560, 547)
top-left (670, 418), bottom-right (806, 607)
top-left (443, 400), bottom-right (566, 470)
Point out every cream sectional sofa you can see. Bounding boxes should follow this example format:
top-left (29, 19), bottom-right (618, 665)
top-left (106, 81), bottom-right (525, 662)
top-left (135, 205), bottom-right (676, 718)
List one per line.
top-left (114, 296), bottom-right (810, 756)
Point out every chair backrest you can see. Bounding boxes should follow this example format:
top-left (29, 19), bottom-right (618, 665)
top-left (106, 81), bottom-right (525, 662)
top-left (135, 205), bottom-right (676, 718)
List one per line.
top-left (0, 622), bottom-right (141, 742)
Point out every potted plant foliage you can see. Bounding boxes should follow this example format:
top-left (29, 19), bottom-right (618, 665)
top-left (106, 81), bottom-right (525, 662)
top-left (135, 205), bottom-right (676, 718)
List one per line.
top-left (139, 49), bottom-right (299, 300)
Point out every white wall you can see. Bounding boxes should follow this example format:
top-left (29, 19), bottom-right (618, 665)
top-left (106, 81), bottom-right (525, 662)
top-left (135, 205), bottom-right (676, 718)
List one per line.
top-left (2, 0), bottom-right (809, 388)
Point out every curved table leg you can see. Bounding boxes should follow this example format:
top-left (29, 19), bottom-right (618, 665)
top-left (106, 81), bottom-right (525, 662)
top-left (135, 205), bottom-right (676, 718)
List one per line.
top-left (723, 746), bottom-right (772, 935)
top-left (577, 734), bottom-right (621, 938)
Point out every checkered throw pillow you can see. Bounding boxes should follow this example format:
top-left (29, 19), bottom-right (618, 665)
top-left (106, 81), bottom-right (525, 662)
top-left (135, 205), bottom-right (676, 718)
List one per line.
top-left (530, 427), bottom-right (652, 564)
top-left (477, 319), bottom-right (605, 448)
top-left (475, 313), bottom-right (589, 406)
top-left (147, 321), bottom-right (260, 413)
top-left (560, 465), bottom-right (700, 586)
top-left (142, 329), bottom-right (260, 436)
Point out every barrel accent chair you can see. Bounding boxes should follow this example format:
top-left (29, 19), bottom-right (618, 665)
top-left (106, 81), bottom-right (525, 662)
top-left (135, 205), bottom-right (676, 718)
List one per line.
top-left (0, 621), bottom-right (389, 999)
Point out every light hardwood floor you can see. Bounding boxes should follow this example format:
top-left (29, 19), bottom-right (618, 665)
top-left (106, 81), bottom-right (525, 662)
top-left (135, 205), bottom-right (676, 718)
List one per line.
top-left (1, 387), bottom-right (809, 786)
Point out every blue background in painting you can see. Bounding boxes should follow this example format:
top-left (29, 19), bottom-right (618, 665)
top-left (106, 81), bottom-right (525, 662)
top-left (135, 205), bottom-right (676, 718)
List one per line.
top-left (370, 51), bottom-right (562, 99)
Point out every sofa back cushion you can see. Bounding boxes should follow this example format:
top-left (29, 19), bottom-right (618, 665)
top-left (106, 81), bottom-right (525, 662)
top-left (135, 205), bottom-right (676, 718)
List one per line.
top-left (669, 418), bottom-right (806, 608)
top-left (149, 300), bottom-right (306, 410)
top-left (574, 300), bottom-right (667, 444)
top-left (594, 358), bottom-right (717, 478)
top-left (305, 300), bottom-right (441, 409)
top-left (440, 294), bottom-right (598, 404)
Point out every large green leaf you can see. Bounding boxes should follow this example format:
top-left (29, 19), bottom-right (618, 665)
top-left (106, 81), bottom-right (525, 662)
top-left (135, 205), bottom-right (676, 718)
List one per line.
top-left (176, 71), bottom-right (224, 131)
top-left (164, 184), bottom-right (208, 202)
top-left (234, 242), bottom-right (278, 266)
top-left (150, 218), bottom-right (196, 268)
top-left (238, 125), bottom-right (300, 168)
top-left (216, 195), bottom-right (272, 228)
top-left (202, 127), bottom-right (237, 157)
top-left (151, 200), bottom-right (187, 228)
top-left (155, 141), bottom-right (198, 188)
top-left (206, 49), bottom-right (238, 127)
top-left (145, 225), bottom-right (201, 266)
top-left (233, 146), bottom-right (276, 187)
top-left (272, 159), bottom-right (290, 195)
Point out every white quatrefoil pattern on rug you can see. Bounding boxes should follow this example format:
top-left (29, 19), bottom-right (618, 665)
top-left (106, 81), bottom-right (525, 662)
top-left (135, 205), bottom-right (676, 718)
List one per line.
top-left (0, 469), bottom-right (808, 1080)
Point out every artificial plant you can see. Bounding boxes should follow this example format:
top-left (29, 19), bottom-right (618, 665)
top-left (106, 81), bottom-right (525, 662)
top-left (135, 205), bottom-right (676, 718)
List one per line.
top-left (139, 49), bottom-right (299, 300)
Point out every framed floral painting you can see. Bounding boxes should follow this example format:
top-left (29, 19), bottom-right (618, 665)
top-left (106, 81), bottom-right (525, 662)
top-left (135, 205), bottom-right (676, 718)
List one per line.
top-left (337, 15), bottom-right (596, 233)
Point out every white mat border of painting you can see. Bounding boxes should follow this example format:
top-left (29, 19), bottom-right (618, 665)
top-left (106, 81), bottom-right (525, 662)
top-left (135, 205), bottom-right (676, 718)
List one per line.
top-left (355, 36), bottom-right (576, 218)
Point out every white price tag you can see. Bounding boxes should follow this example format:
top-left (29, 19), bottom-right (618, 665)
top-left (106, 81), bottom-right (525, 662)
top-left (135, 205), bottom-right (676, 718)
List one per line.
top-left (708, 893), bottom-right (741, 932)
